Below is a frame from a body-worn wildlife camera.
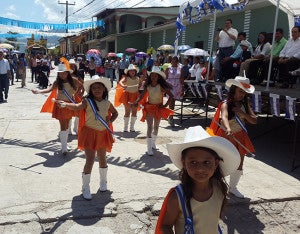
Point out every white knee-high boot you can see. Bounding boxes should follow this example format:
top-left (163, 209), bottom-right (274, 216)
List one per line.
top-left (99, 167), bottom-right (108, 192)
top-left (73, 117), bottom-right (79, 134)
top-left (130, 117), bottom-right (137, 132)
top-left (59, 130), bottom-right (69, 155)
top-left (123, 117), bottom-right (130, 132)
top-left (147, 138), bottom-right (153, 156)
top-left (82, 173), bottom-right (92, 200)
top-left (68, 119), bottom-right (72, 134)
top-left (229, 170), bottom-right (244, 198)
top-left (151, 134), bottom-right (158, 150)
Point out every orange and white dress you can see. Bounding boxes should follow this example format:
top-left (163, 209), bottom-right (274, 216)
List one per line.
top-left (140, 84), bottom-right (173, 122)
top-left (78, 98), bottom-right (114, 152)
top-left (41, 83), bottom-right (78, 120)
top-left (114, 76), bottom-right (140, 106)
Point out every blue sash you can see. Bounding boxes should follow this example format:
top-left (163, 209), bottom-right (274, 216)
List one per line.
top-left (62, 88), bottom-right (76, 103)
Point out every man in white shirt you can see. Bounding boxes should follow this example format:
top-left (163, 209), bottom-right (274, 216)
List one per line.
top-left (0, 51), bottom-right (11, 103)
top-left (278, 26), bottom-right (300, 88)
top-left (215, 19), bottom-right (238, 82)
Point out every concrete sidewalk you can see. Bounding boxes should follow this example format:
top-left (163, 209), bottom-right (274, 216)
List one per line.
top-left (0, 68), bottom-right (299, 233)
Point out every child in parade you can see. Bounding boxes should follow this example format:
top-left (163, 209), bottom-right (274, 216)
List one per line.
top-left (32, 58), bottom-right (83, 155)
top-left (155, 126), bottom-right (240, 233)
top-left (134, 66), bottom-right (173, 156)
top-left (116, 64), bottom-right (141, 132)
top-left (55, 75), bottom-right (118, 200)
top-left (211, 76), bottom-right (257, 198)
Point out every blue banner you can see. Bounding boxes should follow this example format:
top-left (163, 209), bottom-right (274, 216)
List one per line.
top-left (0, 16), bottom-right (104, 31)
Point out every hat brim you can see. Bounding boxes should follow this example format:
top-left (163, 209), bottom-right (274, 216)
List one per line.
top-left (57, 70), bottom-right (73, 73)
top-left (225, 79), bottom-right (255, 94)
top-left (83, 77), bottom-right (111, 94)
top-left (167, 136), bottom-right (240, 176)
top-left (124, 68), bottom-right (139, 74)
top-left (147, 71), bottom-right (166, 79)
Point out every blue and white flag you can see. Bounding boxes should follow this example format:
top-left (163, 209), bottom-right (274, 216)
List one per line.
top-left (252, 91), bottom-right (262, 113)
top-left (285, 96), bottom-right (296, 121)
top-left (269, 93), bottom-right (280, 116)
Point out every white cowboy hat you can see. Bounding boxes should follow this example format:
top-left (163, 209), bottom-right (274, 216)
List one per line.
top-left (225, 76), bottom-right (255, 94)
top-left (68, 58), bottom-right (76, 64)
top-left (240, 40), bottom-right (249, 47)
top-left (57, 63), bottom-right (73, 73)
top-left (167, 126), bottom-right (240, 176)
top-left (83, 75), bottom-right (111, 93)
top-left (124, 64), bottom-right (139, 74)
top-left (148, 66), bottom-right (166, 79)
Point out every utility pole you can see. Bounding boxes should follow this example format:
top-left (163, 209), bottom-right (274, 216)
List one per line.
top-left (58, 1), bottom-right (75, 55)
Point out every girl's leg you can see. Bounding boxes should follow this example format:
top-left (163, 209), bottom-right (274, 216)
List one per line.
top-left (82, 148), bottom-right (96, 200)
top-left (123, 104), bottom-right (131, 132)
top-left (229, 154), bottom-right (245, 198)
top-left (130, 105), bottom-right (138, 132)
top-left (58, 119), bottom-right (71, 154)
top-left (146, 115), bottom-right (154, 155)
top-left (97, 148), bottom-right (108, 191)
top-left (152, 118), bottom-right (161, 150)
top-left (168, 99), bottom-right (175, 126)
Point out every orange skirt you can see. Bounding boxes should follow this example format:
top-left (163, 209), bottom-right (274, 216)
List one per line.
top-left (120, 91), bottom-right (139, 105)
top-left (78, 126), bottom-right (114, 152)
top-left (52, 103), bottom-right (77, 120)
top-left (216, 128), bottom-right (255, 156)
top-left (140, 103), bottom-right (174, 122)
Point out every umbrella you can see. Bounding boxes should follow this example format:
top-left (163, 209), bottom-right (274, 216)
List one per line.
top-left (0, 43), bottom-right (14, 49)
top-left (125, 48), bottom-right (137, 53)
top-left (135, 52), bottom-right (147, 58)
top-left (177, 45), bottom-right (191, 52)
top-left (157, 44), bottom-right (175, 51)
top-left (0, 48), bottom-right (8, 53)
top-left (116, 53), bottom-right (124, 58)
top-left (107, 52), bottom-right (116, 57)
top-left (182, 48), bottom-right (209, 57)
top-left (87, 49), bottom-right (101, 55)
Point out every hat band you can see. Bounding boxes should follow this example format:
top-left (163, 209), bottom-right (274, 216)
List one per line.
top-left (241, 82), bottom-right (251, 89)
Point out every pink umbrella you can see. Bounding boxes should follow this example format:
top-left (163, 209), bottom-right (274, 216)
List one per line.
top-left (87, 49), bottom-right (101, 55)
top-left (125, 48), bottom-right (137, 53)
top-left (107, 52), bottom-right (116, 57)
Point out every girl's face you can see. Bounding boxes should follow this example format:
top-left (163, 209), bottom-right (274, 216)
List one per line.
top-left (90, 82), bottom-right (105, 99)
top-left (59, 71), bottom-right (68, 80)
top-left (234, 86), bottom-right (247, 101)
top-left (182, 148), bottom-right (219, 184)
top-left (128, 70), bottom-right (136, 77)
top-left (258, 34), bottom-right (265, 43)
top-left (150, 73), bottom-right (159, 85)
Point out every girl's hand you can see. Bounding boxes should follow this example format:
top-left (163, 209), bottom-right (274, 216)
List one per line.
top-left (31, 89), bottom-right (39, 94)
top-left (226, 128), bottom-right (232, 136)
top-left (57, 100), bottom-right (67, 108)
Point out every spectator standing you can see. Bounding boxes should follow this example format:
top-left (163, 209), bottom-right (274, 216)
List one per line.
top-left (119, 54), bottom-right (129, 77)
top-left (18, 53), bottom-right (27, 88)
top-left (215, 19), bottom-right (238, 82)
top-left (104, 56), bottom-right (115, 87)
top-left (0, 51), bottom-right (11, 102)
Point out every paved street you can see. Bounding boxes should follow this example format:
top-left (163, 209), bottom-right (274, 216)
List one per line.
top-left (0, 68), bottom-right (299, 233)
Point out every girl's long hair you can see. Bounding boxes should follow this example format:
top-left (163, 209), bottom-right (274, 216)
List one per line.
top-left (179, 147), bottom-right (228, 217)
top-left (56, 72), bottom-right (76, 90)
top-left (145, 73), bottom-right (172, 91)
top-left (227, 85), bottom-right (250, 119)
top-left (85, 82), bottom-right (108, 111)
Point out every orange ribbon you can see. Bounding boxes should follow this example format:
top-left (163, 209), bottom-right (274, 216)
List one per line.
top-left (241, 82), bottom-right (251, 89)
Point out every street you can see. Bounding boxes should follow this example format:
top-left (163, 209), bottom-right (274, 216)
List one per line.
top-left (0, 68), bottom-right (299, 233)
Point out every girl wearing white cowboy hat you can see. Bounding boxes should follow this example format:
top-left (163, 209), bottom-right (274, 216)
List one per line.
top-left (32, 57), bottom-right (83, 156)
top-left (116, 63), bottom-right (141, 132)
top-left (156, 126), bottom-right (240, 233)
top-left (133, 66), bottom-right (173, 156)
top-left (56, 75), bottom-right (118, 200)
top-left (214, 75), bottom-right (257, 198)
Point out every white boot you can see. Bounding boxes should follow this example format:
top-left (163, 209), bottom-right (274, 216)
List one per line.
top-left (59, 130), bottom-right (69, 155)
top-left (123, 117), bottom-right (130, 132)
top-left (151, 134), bottom-right (158, 150)
top-left (130, 117), bottom-right (137, 132)
top-left (68, 119), bottom-right (72, 135)
top-left (99, 167), bottom-right (108, 192)
top-left (82, 173), bottom-right (92, 200)
top-left (229, 170), bottom-right (244, 198)
top-left (147, 138), bottom-right (153, 156)
top-left (73, 117), bottom-right (79, 135)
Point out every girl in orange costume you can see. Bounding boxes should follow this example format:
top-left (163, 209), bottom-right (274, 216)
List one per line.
top-left (32, 58), bottom-right (83, 155)
top-left (134, 66), bottom-right (173, 156)
top-left (116, 64), bottom-right (141, 132)
top-left (55, 75), bottom-right (118, 200)
top-left (216, 76), bottom-right (257, 198)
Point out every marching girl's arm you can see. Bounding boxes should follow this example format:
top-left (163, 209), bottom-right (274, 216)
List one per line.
top-left (56, 97), bottom-right (87, 110)
top-left (32, 81), bottom-right (57, 94)
top-left (220, 102), bottom-right (232, 135)
top-left (161, 88), bottom-right (174, 108)
top-left (107, 102), bottom-right (118, 123)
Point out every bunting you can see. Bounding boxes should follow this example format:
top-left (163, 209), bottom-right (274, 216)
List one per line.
top-left (285, 96), bottom-right (296, 121)
top-left (0, 16), bottom-right (104, 31)
top-left (252, 91), bottom-right (262, 113)
top-left (269, 93), bottom-right (280, 117)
